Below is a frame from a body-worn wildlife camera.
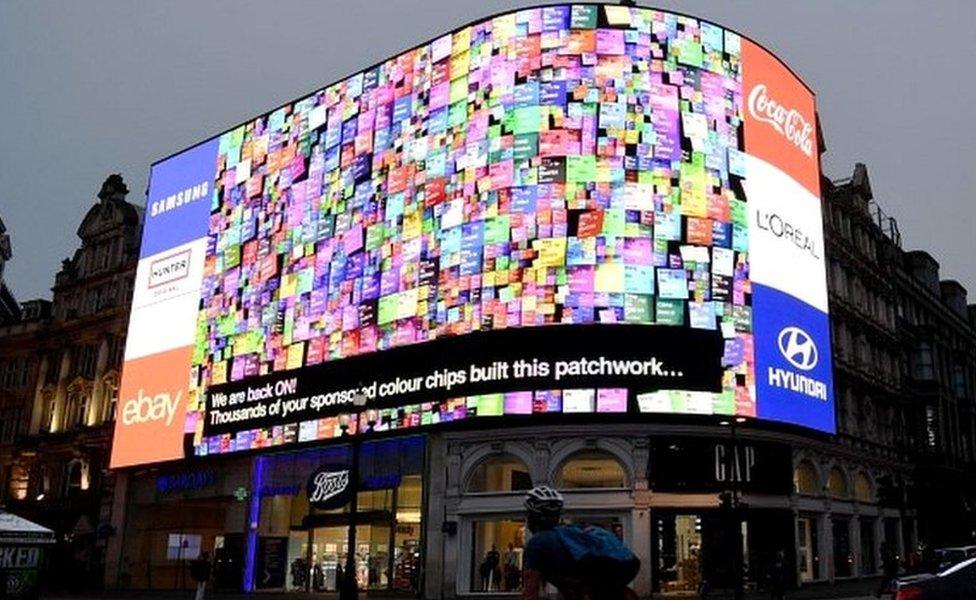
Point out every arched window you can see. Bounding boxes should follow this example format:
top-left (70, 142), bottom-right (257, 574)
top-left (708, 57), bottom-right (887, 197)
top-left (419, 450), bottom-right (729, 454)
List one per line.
top-left (794, 460), bottom-right (819, 495)
top-left (827, 467), bottom-right (849, 499)
top-left (853, 472), bottom-right (873, 503)
top-left (41, 390), bottom-right (56, 433)
top-left (466, 454), bottom-right (532, 493)
top-left (557, 450), bottom-right (627, 489)
top-left (65, 379), bottom-right (92, 429)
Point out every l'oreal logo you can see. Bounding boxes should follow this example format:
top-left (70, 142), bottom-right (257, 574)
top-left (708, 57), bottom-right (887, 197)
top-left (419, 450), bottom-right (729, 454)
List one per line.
top-left (148, 249), bottom-right (191, 289)
top-left (748, 84), bottom-right (814, 158)
top-left (755, 210), bottom-right (820, 259)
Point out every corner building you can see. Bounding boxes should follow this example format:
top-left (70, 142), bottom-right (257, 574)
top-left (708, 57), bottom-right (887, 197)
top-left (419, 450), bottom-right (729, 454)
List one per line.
top-left (105, 4), bottom-right (904, 596)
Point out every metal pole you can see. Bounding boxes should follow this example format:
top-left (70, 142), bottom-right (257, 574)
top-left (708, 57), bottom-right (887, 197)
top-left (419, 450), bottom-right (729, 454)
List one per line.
top-left (343, 434), bottom-right (360, 600)
top-left (730, 418), bottom-right (743, 600)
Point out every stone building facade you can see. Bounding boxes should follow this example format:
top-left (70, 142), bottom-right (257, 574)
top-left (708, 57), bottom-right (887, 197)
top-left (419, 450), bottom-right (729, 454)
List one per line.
top-left (3, 164), bottom-right (976, 594)
top-left (0, 175), bottom-right (142, 589)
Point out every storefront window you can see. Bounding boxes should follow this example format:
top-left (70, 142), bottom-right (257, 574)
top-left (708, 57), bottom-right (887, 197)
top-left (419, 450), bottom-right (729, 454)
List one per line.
top-left (470, 519), bottom-right (525, 593)
top-left (558, 451), bottom-right (626, 489)
top-left (832, 517), bottom-right (852, 577)
top-left (256, 436), bottom-right (425, 593)
top-left (860, 518), bottom-right (876, 575)
top-left (166, 533), bottom-right (202, 560)
top-left (120, 465), bottom-right (244, 591)
top-left (467, 455), bottom-right (531, 493)
top-left (654, 513), bottom-right (703, 593)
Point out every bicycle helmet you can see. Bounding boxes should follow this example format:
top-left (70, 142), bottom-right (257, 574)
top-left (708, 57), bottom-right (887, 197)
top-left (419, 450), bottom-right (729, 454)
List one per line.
top-left (524, 485), bottom-right (564, 516)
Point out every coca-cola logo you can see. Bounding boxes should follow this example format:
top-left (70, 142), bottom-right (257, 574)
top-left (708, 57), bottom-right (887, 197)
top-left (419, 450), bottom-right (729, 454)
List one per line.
top-left (306, 467), bottom-right (351, 509)
top-left (748, 84), bottom-right (814, 158)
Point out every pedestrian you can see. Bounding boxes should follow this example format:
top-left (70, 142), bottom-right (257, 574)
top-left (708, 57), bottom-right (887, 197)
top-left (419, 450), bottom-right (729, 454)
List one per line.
top-left (876, 542), bottom-right (899, 598)
top-left (767, 550), bottom-right (787, 600)
top-left (504, 542), bottom-right (521, 591)
top-left (485, 545), bottom-right (500, 590)
top-left (190, 551), bottom-right (212, 600)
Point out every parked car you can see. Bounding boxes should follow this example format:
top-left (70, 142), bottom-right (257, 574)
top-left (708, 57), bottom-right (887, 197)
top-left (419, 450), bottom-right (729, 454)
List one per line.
top-left (935, 546), bottom-right (972, 571)
top-left (894, 556), bottom-right (976, 599)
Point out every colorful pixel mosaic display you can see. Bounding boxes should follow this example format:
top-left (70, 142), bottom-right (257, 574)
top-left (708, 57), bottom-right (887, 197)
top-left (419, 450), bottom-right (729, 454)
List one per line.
top-left (187, 4), bottom-right (759, 455)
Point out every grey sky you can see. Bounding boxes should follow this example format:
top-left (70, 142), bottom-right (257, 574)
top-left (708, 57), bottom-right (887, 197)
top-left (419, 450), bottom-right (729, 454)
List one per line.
top-left (1, 0), bottom-right (974, 300)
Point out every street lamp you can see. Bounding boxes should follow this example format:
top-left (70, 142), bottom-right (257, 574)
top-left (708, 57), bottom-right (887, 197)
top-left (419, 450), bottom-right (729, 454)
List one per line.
top-left (339, 391), bottom-right (370, 600)
top-left (720, 416), bottom-right (747, 600)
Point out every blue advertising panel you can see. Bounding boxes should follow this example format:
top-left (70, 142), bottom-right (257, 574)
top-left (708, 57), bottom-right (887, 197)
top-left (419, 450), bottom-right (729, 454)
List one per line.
top-left (753, 284), bottom-right (835, 433)
top-left (141, 138), bottom-right (219, 258)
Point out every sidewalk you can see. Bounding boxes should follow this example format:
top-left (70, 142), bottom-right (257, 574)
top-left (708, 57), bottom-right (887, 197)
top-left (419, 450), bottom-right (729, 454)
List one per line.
top-left (41, 578), bottom-right (888, 600)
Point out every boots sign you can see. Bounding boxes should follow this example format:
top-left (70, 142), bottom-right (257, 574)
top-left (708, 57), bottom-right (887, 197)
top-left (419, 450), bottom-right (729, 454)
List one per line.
top-left (306, 465), bottom-right (352, 510)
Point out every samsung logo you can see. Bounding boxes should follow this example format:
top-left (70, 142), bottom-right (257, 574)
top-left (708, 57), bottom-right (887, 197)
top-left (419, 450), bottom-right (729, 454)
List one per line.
top-left (148, 249), bottom-right (191, 288)
top-left (149, 180), bottom-right (210, 217)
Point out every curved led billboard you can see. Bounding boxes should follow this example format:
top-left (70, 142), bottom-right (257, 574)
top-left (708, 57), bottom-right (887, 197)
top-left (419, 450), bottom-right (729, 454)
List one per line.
top-left (111, 3), bottom-right (833, 468)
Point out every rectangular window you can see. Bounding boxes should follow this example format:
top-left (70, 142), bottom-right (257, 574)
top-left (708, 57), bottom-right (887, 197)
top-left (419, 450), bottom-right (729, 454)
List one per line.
top-left (104, 381), bottom-right (119, 422)
top-left (45, 398), bottom-right (56, 433)
top-left (0, 408), bottom-right (21, 444)
top-left (953, 365), bottom-right (966, 399)
top-left (77, 345), bottom-right (98, 379)
top-left (470, 519), bottom-right (525, 593)
top-left (75, 394), bottom-right (89, 428)
top-left (832, 518), bottom-right (852, 577)
top-left (166, 533), bottom-right (202, 560)
top-left (912, 342), bottom-right (935, 380)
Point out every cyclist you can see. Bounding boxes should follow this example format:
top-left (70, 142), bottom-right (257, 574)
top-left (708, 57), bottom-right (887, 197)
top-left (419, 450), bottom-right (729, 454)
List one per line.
top-left (521, 486), bottom-right (639, 600)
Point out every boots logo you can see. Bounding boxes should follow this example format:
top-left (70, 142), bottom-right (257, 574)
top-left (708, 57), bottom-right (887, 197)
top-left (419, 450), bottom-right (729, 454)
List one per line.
top-left (777, 326), bottom-right (818, 371)
top-left (307, 468), bottom-right (350, 509)
top-left (121, 389), bottom-right (182, 426)
top-left (748, 84), bottom-right (814, 158)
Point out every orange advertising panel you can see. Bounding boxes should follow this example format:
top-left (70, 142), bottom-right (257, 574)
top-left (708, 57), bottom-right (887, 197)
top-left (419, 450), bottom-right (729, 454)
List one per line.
top-left (110, 346), bottom-right (192, 469)
top-left (742, 39), bottom-right (820, 196)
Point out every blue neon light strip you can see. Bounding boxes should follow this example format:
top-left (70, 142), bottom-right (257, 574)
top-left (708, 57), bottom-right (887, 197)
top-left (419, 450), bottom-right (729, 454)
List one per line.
top-left (242, 455), bottom-right (266, 591)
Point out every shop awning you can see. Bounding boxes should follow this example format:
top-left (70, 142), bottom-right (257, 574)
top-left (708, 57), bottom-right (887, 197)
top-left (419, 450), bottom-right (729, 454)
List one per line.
top-left (0, 511), bottom-right (55, 545)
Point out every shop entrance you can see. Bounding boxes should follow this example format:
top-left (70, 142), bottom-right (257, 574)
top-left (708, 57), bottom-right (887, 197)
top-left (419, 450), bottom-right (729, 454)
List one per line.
top-left (652, 510), bottom-right (745, 595)
top-left (260, 437), bottom-right (425, 595)
top-left (297, 522), bottom-right (393, 592)
top-left (653, 513), bottom-right (704, 593)
top-left (285, 495), bottom-right (421, 594)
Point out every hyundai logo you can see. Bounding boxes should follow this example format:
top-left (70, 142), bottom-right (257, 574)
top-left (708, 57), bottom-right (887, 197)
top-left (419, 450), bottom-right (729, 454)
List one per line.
top-left (777, 326), bottom-right (818, 371)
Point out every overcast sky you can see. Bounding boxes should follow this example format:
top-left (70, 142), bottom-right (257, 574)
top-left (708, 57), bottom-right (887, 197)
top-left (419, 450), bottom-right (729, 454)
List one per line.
top-left (1, 0), bottom-right (974, 300)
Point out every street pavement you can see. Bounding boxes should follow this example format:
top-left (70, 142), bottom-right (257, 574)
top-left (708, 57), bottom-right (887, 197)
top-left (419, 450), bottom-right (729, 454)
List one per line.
top-left (40, 578), bottom-right (890, 600)
top-left (41, 593), bottom-right (889, 600)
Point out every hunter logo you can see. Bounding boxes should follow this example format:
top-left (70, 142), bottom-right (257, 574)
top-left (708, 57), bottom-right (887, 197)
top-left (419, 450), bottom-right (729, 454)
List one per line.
top-left (148, 249), bottom-right (191, 289)
top-left (306, 466), bottom-right (352, 510)
top-left (748, 84), bottom-right (814, 158)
